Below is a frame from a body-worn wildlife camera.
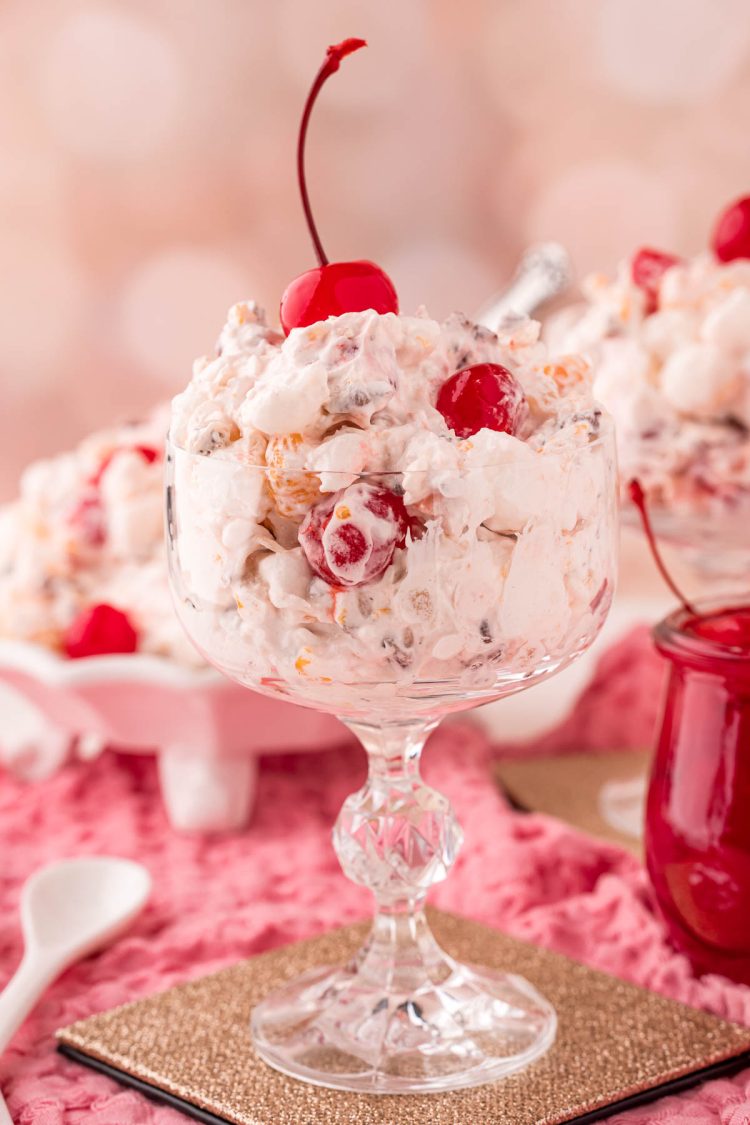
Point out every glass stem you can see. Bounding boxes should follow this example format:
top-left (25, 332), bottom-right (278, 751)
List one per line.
top-left (333, 720), bottom-right (463, 992)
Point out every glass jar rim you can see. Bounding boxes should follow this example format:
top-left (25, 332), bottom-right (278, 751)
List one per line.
top-left (165, 422), bottom-right (612, 474)
top-left (653, 596), bottom-right (750, 665)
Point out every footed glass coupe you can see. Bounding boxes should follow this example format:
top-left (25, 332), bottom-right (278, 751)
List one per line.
top-left (166, 430), bottom-right (618, 1094)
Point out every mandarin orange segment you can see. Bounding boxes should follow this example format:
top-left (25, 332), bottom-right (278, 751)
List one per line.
top-left (265, 433), bottom-right (321, 517)
top-left (544, 354), bottom-right (591, 393)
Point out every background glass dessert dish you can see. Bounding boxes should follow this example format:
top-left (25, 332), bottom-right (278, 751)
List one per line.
top-left (618, 503), bottom-right (750, 581)
top-left (547, 197), bottom-right (750, 582)
top-left (166, 431), bottom-right (618, 1094)
top-left (0, 409), bottom-right (344, 830)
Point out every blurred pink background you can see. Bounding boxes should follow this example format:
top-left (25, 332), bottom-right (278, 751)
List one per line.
top-left (1, 0), bottom-right (749, 500)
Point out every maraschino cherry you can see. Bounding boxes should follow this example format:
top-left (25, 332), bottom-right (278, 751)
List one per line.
top-left (631, 248), bottom-right (681, 314)
top-left (299, 481), bottom-right (408, 588)
top-left (711, 196), bottom-right (750, 263)
top-left (280, 39), bottom-right (398, 335)
top-left (629, 479), bottom-right (750, 651)
top-left (436, 363), bottom-right (527, 440)
top-left (91, 444), bottom-right (159, 487)
top-left (63, 603), bottom-right (139, 659)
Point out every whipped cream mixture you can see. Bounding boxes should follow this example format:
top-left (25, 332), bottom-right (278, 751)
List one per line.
top-left (169, 303), bottom-right (616, 711)
top-left (549, 253), bottom-right (750, 520)
top-left (0, 409), bottom-right (200, 665)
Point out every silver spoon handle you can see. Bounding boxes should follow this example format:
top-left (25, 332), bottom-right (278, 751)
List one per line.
top-left (476, 242), bottom-right (572, 331)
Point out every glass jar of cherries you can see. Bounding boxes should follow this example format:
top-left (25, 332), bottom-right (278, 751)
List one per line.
top-left (646, 602), bottom-right (750, 981)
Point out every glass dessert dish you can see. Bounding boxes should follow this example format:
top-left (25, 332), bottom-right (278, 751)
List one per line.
top-left (166, 432), bottom-right (618, 1094)
top-left (619, 501), bottom-right (750, 581)
top-left (647, 599), bottom-right (750, 983)
top-left (165, 32), bottom-right (617, 1098)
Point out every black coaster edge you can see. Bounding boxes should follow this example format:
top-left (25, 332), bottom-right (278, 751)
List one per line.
top-left (57, 1042), bottom-right (750, 1125)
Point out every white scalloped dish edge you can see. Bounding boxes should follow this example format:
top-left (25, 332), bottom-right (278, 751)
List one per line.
top-left (0, 640), bottom-right (342, 832)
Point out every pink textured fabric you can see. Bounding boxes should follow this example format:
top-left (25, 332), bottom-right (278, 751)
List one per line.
top-left (2, 626), bottom-right (750, 1124)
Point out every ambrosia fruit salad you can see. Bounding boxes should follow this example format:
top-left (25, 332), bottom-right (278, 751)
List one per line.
top-left (169, 41), bottom-right (616, 708)
top-left (0, 408), bottom-right (200, 663)
top-left (550, 197), bottom-right (750, 529)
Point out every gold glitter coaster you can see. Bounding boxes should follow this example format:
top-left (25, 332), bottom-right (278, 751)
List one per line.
top-left (58, 910), bottom-right (750, 1125)
top-left (495, 749), bottom-right (650, 856)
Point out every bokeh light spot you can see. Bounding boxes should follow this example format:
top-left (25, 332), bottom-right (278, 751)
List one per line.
top-left (118, 248), bottom-right (255, 387)
top-left (275, 0), bottom-right (428, 111)
top-left (597, 0), bottom-right (750, 104)
top-left (0, 232), bottom-right (88, 389)
top-left (383, 240), bottom-right (498, 322)
top-left (527, 161), bottom-right (679, 276)
top-left (39, 5), bottom-right (183, 160)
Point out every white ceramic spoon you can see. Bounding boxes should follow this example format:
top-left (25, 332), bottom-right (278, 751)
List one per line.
top-left (0, 857), bottom-right (151, 1124)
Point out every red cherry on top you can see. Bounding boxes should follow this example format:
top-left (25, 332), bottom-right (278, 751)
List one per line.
top-left (281, 260), bottom-right (398, 334)
top-left (711, 196), bottom-right (750, 263)
top-left (63, 603), bottom-right (139, 659)
top-left (436, 363), bottom-right (527, 440)
top-left (631, 248), bottom-right (681, 314)
top-left (280, 39), bottom-right (399, 335)
top-left (299, 482), bottom-right (408, 588)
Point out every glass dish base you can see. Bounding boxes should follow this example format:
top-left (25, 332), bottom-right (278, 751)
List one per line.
top-left (251, 949), bottom-right (556, 1094)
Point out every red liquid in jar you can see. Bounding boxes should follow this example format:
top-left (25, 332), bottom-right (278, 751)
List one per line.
top-left (646, 603), bottom-right (750, 981)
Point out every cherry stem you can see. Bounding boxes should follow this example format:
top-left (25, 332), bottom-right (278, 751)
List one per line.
top-left (628, 479), bottom-right (697, 616)
top-left (297, 38), bottom-right (367, 268)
